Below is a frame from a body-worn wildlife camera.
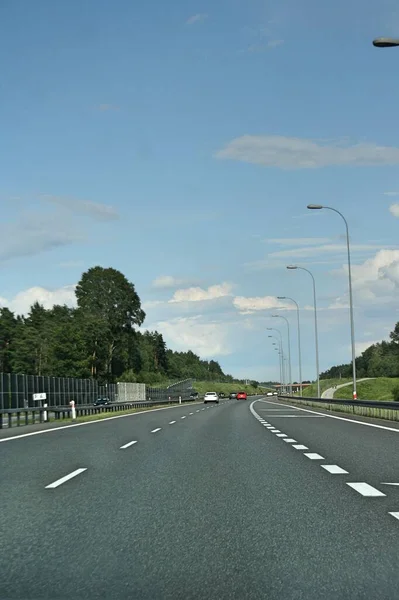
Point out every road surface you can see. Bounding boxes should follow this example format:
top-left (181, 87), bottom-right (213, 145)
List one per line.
top-left (321, 377), bottom-right (375, 399)
top-left (1, 396), bottom-right (399, 599)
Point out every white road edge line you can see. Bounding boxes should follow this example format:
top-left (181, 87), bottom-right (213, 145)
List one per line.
top-left (151, 428), bottom-right (161, 433)
top-left (0, 401), bottom-right (204, 444)
top-left (253, 398), bottom-right (399, 433)
top-left (346, 482), bottom-right (386, 497)
top-left (45, 468), bottom-right (87, 489)
top-left (120, 441), bottom-right (138, 449)
top-left (321, 465), bottom-right (348, 474)
top-left (304, 453), bottom-right (324, 460)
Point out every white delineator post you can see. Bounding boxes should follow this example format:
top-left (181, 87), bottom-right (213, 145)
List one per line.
top-left (179, 396), bottom-right (182, 405)
top-left (70, 400), bottom-right (76, 420)
top-left (43, 403), bottom-right (48, 422)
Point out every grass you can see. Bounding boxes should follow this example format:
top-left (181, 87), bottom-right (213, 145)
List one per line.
top-left (303, 378), bottom-right (352, 397)
top-left (334, 377), bottom-right (399, 401)
top-left (193, 381), bottom-right (261, 396)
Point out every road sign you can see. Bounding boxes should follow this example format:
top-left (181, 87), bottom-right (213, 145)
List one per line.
top-left (33, 392), bottom-right (47, 401)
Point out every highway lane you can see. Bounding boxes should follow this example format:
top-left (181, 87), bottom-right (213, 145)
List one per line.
top-left (1, 396), bottom-right (399, 599)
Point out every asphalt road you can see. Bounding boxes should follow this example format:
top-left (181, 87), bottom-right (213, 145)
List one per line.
top-left (1, 396), bottom-right (399, 599)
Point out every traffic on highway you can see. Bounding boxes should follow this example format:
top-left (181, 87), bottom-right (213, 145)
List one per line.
top-left (1, 395), bottom-right (399, 599)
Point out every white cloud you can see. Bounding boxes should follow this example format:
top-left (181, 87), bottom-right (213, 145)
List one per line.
top-left (355, 340), bottom-right (380, 357)
top-left (152, 275), bottom-right (187, 289)
top-left (186, 13), bottom-right (208, 25)
top-left (384, 191), bottom-right (399, 196)
top-left (0, 213), bottom-right (83, 263)
top-left (0, 285), bottom-right (77, 315)
top-left (146, 316), bottom-right (231, 357)
top-left (329, 249), bottom-right (399, 307)
top-left (267, 39), bottom-right (284, 48)
top-left (169, 282), bottom-right (233, 303)
top-left (215, 135), bottom-right (399, 170)
top-left (42, 195), bottom-right (119, 221)
top-left (269, 243), bottom-right (393, 259)
top-left (389, 203), bottom-right (399, 217)
top-left (233, 295), bottom-right (292, 314)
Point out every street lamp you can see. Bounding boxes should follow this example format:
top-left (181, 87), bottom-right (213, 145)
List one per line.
top-left (287, 265), bottom-right (320, 398)
top-left (307, 204), bottom-right (357, 400)
top-left (268, 335), bottom-right (285, 391)
top-left (269, 319), bottom-right (292, 395)
top-left (266, 327), bottom-right (286, 390)
top-left (274, 297), bottom-right (303, 397)
top-left (373, 37), bottom-right (399, 47)
top-left (273, 346), bottom-right (283, 391)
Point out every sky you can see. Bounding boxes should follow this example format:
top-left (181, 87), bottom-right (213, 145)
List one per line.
top-left (1, 0), bottom-right (399, 382)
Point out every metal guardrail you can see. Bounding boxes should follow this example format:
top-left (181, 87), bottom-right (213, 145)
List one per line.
top-left (0, 395), bottom-right (196, 429)
top-left (278, 395), bottom-right (399, 410)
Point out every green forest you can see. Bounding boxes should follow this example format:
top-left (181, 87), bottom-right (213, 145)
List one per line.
top-left (320, 322), bottom-right (399, 380)
top-left (0, 266), bottom-right (241, 386)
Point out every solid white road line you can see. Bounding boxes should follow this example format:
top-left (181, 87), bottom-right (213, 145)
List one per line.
top-left (321, 465), bottom-right (348, 474)
top-left (255, 399), bottom-right (399, 433)
top-left (151, 428), bottom-right (161, 433)
top-left (389, 512), bottom-right (399, 520)
top-left (283, 438), bottom-right (297, 443)
top-left (169, 421), bottom-right (176, 424)
top-left (304, 453), bottom-right (324, 460)
top-left (346, 482), bottom-right (386, 497)
top-left (0, 401), bottom-right (205, 444)
top-left (45, 468), bottom-right (87, 489)
top-left (292, 444), bottom-right (309, 450)
top-left (120, 441), bottom-right (138, 449)
top-left (262, 415), bottom-right (325, 418)
top-left (276, 433), bottom-right (287, 437)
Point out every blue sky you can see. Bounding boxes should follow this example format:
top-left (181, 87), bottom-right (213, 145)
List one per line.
top-left (2, 0), bottom-right (399, 381)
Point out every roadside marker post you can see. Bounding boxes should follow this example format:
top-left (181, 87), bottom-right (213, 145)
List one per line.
top-left (70, 400), bottom-right (76, 420)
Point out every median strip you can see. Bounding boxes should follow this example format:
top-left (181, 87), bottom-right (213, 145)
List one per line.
top-left (45, 468), bottom-right (87, 489)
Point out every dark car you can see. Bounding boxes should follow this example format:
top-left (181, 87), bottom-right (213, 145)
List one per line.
top-left (229, 392), bottom-right (237, 399)
top-left (93, 397), bottom-right (111, 406)
top-left (236, 391), bottom-right (247, 400)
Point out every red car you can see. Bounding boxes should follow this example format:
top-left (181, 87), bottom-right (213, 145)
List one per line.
top-left (236, 391), bottom-right (247, 400)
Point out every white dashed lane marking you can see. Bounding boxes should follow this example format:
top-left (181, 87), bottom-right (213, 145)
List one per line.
top-left (283, 438), bottom-right (297, 443)
top-left (169, 421), bottom-right (176, 424)
top-left (45, 468), bottom-right (87, 489)
top-left (181, 416), bottom-right (186, 419)
top-left (292, 444), bottom-right (309, 450)
top-left (151, 428), bottom-right (161, 433)
top-left (270, 429), bottom-right (280, 433)
top-left (120, 441), bottom-right (138, 449)
top-left (304, 453), bottom-right (324, 460)
top-left (276, 433), bottom-right (287, 438)
top-left (389, 512), bottom-right (399, 520)
top-left (346, 482), bottom-right (386, 497)
top-left (321, 465), bottom-right (348, 475)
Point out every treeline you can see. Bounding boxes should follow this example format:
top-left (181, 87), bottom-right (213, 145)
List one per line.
top-left (0, 266), bottom-right (241, 386)
top-left (321, 322), bottom-right (399, 379)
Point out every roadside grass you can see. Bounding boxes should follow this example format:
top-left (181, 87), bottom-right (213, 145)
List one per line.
top-left (193, 381), bottom-right (260, 396)
top-left (334, 377), bottom-right (399, 401)
top-left (303, 379), bottom-right (351, 397)
top-left (280, 397), bottom-right (399, 423)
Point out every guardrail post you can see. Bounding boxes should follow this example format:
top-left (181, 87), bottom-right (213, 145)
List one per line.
top-left (70, 400), bottom-right (76, 420)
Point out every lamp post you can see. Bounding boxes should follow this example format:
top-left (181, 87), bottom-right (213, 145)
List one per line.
top-left (269, 336), bottom-right (285, 392)
top-left (275, 297), bottom-right (302, 397)
top-left (273, 346), bottom-right (283, 391)
top-left (266, 327), bottom-right (286, 390)
top-left (372, 37), bottom-right (399, 47)
top-left (307, 204), bottom-right (357, 400)
top-left (269, 318), bottom-right (292, 395)
top-left (287, 265), bottom-right (320, 398)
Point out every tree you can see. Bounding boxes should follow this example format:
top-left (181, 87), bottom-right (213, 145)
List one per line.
top-left (75, 267), bottom-right (145, 381)
top-left (0, 307), bottom-right (17, 372)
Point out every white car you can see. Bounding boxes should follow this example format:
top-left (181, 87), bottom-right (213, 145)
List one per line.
top-left (204, 392), bottom-right (219, 404)
top-left (266, 392), bottom-right (273, 396)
